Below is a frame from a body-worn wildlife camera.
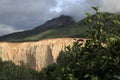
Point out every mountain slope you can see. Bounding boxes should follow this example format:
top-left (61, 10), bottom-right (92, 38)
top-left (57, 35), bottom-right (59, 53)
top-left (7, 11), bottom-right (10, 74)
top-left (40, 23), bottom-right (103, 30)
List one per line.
top-left (0, 15), bottom-right (75, 42)
top-left (0, 13), bottom-right (120, 42)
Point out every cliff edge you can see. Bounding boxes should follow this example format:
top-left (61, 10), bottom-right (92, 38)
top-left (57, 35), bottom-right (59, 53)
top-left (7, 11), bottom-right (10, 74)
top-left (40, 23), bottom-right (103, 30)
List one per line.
top-left (0, 38), bottom-right (88, 70)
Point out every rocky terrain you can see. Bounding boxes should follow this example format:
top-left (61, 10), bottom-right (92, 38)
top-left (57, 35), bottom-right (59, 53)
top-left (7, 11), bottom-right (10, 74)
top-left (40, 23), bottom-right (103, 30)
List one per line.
top-left (0, 38), bottom-right (88, 70)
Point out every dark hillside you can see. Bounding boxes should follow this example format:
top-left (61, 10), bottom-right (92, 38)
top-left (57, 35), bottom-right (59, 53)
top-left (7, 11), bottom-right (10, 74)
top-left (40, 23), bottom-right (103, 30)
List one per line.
top-left (0, 13), bottom-right (120, 42)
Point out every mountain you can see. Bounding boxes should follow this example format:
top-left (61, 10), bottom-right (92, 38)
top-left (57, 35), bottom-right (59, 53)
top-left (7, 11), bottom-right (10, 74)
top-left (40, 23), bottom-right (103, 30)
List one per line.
top-left (0, 15), bottom-right (75, 42)
top-left (0, 13), bottom-right (120, 42)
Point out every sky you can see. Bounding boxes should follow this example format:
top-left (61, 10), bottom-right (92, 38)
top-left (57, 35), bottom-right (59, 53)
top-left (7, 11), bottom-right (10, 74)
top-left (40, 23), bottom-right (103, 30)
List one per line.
top-left (0, 0), bottom-right (120, 36)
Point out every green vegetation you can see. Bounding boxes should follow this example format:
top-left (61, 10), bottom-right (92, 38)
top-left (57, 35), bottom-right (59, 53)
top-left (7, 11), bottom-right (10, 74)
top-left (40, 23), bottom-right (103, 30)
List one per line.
top-left (39, 39), bottom-right (120, 80)
top-left (0, 59), bottom-right (39, 80)
top-left (39, 7), bottom-right (120, 80)
top-left (24, 24), bottom-right (84, 41)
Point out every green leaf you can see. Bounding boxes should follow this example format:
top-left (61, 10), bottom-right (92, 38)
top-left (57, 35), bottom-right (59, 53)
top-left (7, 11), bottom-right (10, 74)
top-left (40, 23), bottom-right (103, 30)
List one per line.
top-left (113, 20), bottom-right (120, 25)
top-left (85, 12), bottom-right (91, 17)
top-left (96, 14), bottom-right (101, 19)
top-left (92, 6), bottom-right (99, 12)
top-left (84, 74), bottom-right (91, 78)
top-left (91, 76), bottom-right (99, 80)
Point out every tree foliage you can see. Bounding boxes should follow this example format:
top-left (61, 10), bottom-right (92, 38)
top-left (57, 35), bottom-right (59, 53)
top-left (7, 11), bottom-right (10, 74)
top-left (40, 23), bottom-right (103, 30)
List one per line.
top-left (0, 59), bottom-right (39, 80)
top-left (39, 7), bottom-right (120, 80)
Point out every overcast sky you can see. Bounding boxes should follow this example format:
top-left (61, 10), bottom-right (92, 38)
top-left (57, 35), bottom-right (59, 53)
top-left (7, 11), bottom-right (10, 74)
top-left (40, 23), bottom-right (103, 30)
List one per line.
top-left (0, 0), bottom-right (120, 36)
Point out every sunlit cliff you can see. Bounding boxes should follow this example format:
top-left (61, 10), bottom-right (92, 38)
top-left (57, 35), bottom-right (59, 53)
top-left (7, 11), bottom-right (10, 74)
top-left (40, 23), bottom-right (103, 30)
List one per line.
top-left (0, 38), bottom-right (88, 70)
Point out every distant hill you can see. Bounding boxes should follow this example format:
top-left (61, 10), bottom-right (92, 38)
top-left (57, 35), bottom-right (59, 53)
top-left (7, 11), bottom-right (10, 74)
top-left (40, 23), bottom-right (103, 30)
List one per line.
top-left (0, 13), bottom-right (120, 42)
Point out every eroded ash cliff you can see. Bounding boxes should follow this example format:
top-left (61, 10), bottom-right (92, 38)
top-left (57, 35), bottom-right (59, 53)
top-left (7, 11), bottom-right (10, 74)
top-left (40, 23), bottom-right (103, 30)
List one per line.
top-left (0, 38), bottom-right (88, 70)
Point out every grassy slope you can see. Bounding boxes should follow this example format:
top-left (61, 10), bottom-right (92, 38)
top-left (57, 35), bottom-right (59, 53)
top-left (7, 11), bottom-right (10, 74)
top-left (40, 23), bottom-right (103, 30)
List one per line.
top-left (23, 23), bottom-right (85, 41)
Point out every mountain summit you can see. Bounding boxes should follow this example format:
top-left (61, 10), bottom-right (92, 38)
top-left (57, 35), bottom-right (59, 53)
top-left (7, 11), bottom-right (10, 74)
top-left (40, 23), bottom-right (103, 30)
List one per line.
top-left (34, 15), bottom-right (74, 30)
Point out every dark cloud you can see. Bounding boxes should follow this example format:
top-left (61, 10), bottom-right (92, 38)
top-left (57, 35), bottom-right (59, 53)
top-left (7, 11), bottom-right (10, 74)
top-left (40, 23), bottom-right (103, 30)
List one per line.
top-left (0, 0), bottom-right (57, 30)
top-left (0, 0), bottom-right (120, 36)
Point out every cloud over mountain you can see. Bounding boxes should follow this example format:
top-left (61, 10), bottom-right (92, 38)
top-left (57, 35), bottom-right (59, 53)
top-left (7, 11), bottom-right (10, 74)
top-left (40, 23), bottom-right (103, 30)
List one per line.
top-left (0, 0), bottom-right (120, 36)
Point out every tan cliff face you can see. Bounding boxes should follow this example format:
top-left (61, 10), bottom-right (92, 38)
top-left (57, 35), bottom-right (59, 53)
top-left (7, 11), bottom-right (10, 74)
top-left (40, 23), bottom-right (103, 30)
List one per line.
top-left (0, 38), bottom-right (88, 70)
